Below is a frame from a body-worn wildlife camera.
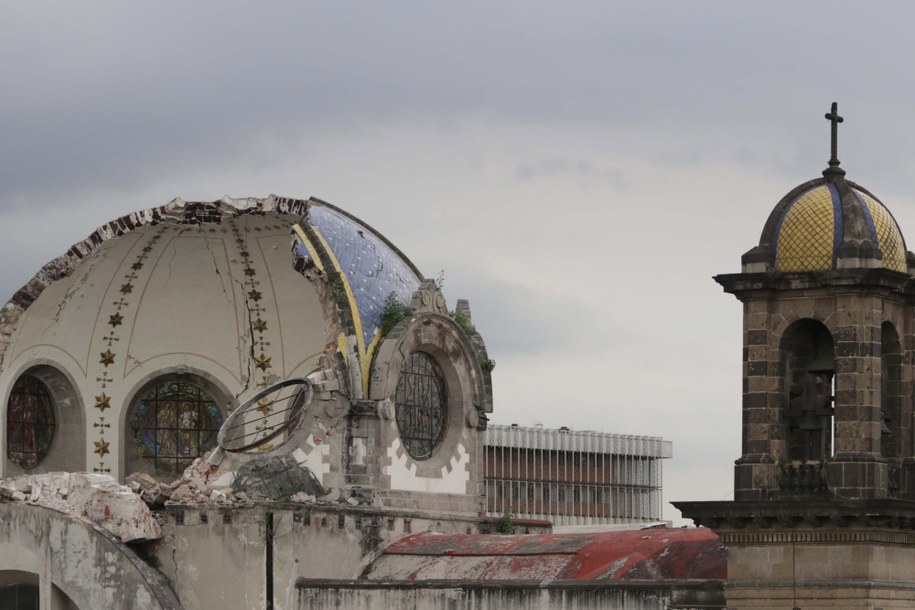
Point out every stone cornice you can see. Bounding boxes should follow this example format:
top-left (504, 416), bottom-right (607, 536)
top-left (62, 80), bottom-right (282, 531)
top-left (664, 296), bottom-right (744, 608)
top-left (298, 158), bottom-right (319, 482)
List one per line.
top-left (674, 498), bottom-right (915, 534)
top-left (713, 269), bottom-right (915, 298)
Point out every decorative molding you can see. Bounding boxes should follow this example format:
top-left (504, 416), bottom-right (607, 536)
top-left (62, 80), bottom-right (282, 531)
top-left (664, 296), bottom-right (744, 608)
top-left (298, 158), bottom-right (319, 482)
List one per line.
top-left (88, 229), bottom-right (165, 473)
top-left (722, 529), bottom-right (915, 546)
top-left (410, 279), bottom-right (448, 315)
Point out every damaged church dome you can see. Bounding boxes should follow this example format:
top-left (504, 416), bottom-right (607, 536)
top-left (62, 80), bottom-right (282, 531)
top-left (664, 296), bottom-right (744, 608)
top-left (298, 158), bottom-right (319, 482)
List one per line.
top-left (0, 196), bottom-right (492, 513)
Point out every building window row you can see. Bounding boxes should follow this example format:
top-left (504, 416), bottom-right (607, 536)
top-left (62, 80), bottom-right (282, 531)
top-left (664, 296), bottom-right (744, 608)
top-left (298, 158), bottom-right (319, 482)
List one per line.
top-left (6, 371), bottom-right (224, 475)
top-left (485, 479), bottom-right (660, 520)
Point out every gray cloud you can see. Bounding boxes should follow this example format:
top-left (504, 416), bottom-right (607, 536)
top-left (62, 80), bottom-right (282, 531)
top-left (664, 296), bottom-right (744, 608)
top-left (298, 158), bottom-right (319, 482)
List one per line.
top-left (7, 2), bottom-right (915, 208)
top-left (517, 158), bottom-right (627, 188)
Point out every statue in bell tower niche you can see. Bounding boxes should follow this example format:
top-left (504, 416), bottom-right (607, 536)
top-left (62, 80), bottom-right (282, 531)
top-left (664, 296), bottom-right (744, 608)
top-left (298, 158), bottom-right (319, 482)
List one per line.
top-left (787, 371), bottom-right (834, 462)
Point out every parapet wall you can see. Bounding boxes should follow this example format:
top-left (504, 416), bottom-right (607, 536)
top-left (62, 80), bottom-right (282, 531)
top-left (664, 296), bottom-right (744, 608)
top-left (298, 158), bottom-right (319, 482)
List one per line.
top-left (295, 580), bottom-right (724, 610)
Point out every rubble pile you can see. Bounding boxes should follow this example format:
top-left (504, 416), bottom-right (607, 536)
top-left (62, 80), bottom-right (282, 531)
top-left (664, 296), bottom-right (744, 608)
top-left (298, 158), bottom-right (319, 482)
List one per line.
top-left (141, 453), bottom-right (326, 506)
top-left (1, 453), bottom-right (341, 536)
top-left (0, 472), bottom-right (162, 542)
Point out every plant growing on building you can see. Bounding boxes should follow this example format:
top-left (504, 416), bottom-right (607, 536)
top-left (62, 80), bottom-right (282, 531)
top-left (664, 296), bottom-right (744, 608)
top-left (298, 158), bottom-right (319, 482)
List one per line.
top-left (496, 509), bottom-right (515, 534)
top-left (480, 358), bottom-right (496, 373)
top-left (453, 312), bottom-right (472, 337)
top-left (435, 269), bottom-right (445, 292)
top-left (380, 292), bottom-right (410, 336)
top-left (328, 272), bottom-right (348, 308)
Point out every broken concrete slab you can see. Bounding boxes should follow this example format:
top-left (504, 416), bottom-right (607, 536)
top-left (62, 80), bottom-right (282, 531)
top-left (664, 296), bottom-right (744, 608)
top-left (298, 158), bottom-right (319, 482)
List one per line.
top-left (1, 472), bottom-right (162, 543)
top-left (126, 472), bottom-right (172, 506)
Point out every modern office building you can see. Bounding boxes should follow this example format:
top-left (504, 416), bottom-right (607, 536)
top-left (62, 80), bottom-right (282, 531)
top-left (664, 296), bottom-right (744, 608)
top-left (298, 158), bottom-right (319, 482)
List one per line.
top-left (484, 424), bottom-right (672, 526)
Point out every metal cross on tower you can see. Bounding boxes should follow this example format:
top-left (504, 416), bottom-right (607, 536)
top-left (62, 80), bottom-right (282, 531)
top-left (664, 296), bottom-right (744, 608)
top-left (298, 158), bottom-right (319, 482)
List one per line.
top-left (823, 102), bottom-right (846, 177)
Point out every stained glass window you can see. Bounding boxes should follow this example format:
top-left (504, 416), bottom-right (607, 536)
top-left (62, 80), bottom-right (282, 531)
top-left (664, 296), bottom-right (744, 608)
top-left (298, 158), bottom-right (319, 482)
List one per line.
top-left (7, 375), bottom-right (56, 468)
top-left (395, 352), bottom-right (448, 460)
top-left (131, 380), bottom-right (224, 473)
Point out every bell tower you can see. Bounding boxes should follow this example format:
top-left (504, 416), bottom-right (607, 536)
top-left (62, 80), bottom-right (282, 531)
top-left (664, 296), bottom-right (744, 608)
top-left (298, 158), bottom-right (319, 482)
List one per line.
top-left (677, 104), bottom-right (915, 609)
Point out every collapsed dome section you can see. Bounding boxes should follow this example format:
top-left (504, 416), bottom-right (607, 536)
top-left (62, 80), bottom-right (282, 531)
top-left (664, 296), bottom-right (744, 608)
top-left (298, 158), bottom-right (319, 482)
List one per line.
top-left (0, 195), bottom-right (426, 481)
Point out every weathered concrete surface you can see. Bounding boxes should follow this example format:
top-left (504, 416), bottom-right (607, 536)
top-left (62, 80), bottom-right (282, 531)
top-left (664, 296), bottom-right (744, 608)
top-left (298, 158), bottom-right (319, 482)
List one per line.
top-left (0, 501), bottom-right (180, 609)
top-left (151, 503), bottom-right (497, 610)
top-left (295, 580), bottom-right (725, 610)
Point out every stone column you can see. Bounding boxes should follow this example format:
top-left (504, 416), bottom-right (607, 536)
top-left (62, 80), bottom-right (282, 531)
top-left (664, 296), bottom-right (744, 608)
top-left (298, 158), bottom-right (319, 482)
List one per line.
top-left (734, 296), bottom-right (781, 501)
top-left (827, 293), bottom-right (887, 499)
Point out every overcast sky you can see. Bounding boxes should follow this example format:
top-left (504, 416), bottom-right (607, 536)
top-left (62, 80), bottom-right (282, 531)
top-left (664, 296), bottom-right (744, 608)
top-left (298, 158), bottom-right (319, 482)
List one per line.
top-left (5, 2), bottom-right (915, 524)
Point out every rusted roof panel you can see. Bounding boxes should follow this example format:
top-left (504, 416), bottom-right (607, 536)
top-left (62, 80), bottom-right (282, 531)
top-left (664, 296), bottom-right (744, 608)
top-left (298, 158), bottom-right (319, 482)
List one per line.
top-left (385, 532), bottom-right (587, 556)
top-left (372, 527), bottom-right (725, 582)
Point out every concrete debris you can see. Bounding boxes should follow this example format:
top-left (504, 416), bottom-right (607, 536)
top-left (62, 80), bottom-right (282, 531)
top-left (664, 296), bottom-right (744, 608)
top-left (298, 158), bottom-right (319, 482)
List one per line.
top-left (170, 484), bottom-right (193, 503)
top-left (153, 454), bottom-right (326, 506)
top-left (209, 489), bottom-right (229, 503)
top-left (126, 472), bottom-right (171, 506)
top-left (0, 472), bottom-right (162, 543)
top-left (161, 456), bottom-right (239, 505)
top-left (338, 486), bottom-right (374, 506)
top-left (210, 471), bottom-right (235, 488)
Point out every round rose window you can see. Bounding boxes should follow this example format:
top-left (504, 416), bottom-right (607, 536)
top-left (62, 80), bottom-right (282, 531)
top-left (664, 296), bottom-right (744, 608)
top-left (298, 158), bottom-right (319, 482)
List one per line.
top-left (395, 352), bottom-right (448, 459)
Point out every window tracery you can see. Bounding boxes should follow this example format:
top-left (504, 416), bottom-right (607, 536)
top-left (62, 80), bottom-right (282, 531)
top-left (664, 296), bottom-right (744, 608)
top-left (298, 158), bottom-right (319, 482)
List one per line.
top-left (130, 379), bottom-right (224, 473)
top-left (395, 352), bottom-right (448, 460)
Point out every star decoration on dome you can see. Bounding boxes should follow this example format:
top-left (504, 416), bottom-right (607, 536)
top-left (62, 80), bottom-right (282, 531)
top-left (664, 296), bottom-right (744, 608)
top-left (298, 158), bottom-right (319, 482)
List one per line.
top-left (244, 267), bottom-right (256, 276)
top-left (94, 393), bottom-right (111, 411)
top-left (108, 313), bottom-right (123, 327)
top-left (255, 353), bottom-right (271, 370)
top-left (131, 261), bottom-right (144, 271)
top-left (248, 289), bottom-right (262, 302)
top-left (257, 397), bottom-right (274, 415)
top-left (253, 318), bottom-right (268, 332)
top-left (119, 283), bottom-right (134, 294)
top-left (99, 350), bottom-right (115, 366)
top-left (94, 439), bottom-right (110, 457)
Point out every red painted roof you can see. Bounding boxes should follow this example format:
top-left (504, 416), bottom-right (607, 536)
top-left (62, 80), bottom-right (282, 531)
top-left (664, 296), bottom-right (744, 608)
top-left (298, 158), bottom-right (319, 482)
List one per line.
top-left (370, 527), bottom-right (725, 582)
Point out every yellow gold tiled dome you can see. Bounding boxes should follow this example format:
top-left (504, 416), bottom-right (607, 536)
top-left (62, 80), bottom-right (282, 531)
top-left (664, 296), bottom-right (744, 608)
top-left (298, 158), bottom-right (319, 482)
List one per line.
top-left (774, 186), bottom-right (835, 272)
top-left (770, 181), bottom-right (908, 273)
top-left (856, 189), bottom-right (907, 272)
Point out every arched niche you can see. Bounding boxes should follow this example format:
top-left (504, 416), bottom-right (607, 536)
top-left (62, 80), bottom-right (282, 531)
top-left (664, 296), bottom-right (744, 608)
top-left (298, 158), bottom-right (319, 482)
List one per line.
top-left (881, 321), bottom-right (904, 461)
top-left (4, 364), bottom-right (84, 476)
top-left (780, 319), bottom-right (835, 463)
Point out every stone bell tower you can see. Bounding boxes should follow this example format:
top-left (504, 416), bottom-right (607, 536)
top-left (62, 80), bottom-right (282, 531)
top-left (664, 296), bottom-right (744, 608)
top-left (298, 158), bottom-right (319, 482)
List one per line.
top-left (676, 104), bottom-right (915, 609)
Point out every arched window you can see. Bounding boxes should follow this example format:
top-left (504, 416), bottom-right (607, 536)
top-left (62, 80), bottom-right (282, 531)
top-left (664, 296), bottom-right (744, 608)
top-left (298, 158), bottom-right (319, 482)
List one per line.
top-left (395, 352), bottom-right (448, 460)
top-left (130, 378), bottom-right (224, 474)
top-left (6, 375), bottom-right (56, 469)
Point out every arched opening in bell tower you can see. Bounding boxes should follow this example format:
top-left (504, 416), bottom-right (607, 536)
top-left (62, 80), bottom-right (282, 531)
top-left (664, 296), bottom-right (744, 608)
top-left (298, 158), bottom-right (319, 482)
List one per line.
top-left (881, 322), bottom-right (903, 462)
top-left (782, 319), bottom-right (835, 463)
